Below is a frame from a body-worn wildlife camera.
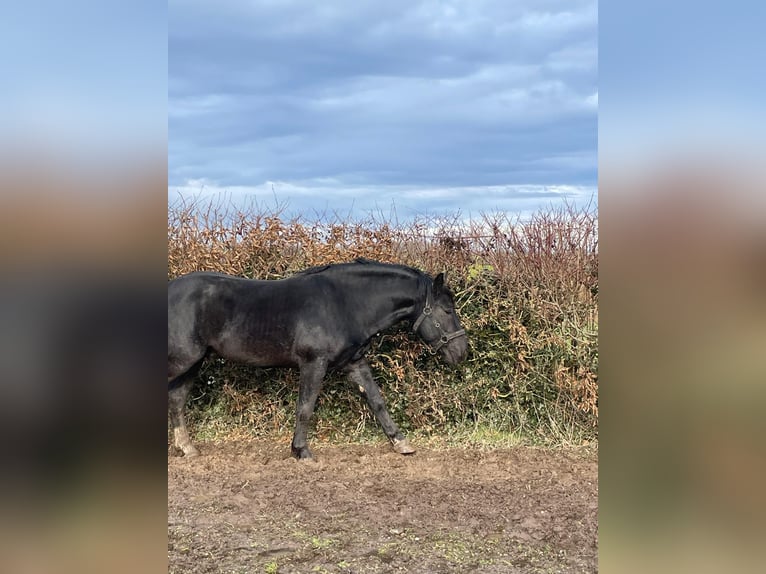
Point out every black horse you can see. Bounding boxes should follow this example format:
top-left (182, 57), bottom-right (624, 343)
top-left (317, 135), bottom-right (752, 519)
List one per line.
top-left (168, 258), bottom-right (468, 459)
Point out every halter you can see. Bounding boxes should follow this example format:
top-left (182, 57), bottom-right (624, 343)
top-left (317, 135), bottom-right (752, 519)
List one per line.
top-left (412, 293), bottom-right (467, 353)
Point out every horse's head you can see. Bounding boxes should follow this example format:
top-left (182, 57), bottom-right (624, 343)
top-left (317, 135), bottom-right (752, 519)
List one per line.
top-left (413, 272), bottom-right (468, 365)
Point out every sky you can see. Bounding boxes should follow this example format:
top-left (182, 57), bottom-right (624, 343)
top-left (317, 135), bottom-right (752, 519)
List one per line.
top-left (2, 1), bottom-right (166, 161)
top-left (599, 1), bottom-right (766, 170)
top-left (169, 0), bottom-right (597, 220)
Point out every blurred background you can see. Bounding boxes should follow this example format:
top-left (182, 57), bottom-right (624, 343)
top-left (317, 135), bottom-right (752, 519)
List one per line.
top-left (0, 2), bottom-right (167, 573)
top-left (600, 2), bottom-right (766, 573)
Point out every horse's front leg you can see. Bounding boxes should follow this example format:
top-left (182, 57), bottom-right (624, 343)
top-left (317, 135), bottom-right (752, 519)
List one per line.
top-left (345, 359), bottom-right (415, 455)
top-left (291, 358), bottom-right (328, 460)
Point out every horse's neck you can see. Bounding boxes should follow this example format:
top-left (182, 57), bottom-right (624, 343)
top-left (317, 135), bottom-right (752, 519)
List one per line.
top-left (341, 270), bottom-right (421, 336)
top-left (371, 297), bottom-right (416, 333)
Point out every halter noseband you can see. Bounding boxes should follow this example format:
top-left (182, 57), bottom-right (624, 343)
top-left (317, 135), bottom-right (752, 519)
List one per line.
top-left (412, 294), bottom-right (467, 353)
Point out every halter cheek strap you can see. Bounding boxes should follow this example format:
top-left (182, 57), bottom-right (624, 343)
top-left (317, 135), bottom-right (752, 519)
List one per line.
top-left (412, 295), bottom-right (467, 353)
top-left (411, 302), bottom-right (430, 333)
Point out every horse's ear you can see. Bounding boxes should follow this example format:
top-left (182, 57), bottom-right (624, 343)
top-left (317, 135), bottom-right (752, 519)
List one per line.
top-left (433, 272), bottom-right (445, 294)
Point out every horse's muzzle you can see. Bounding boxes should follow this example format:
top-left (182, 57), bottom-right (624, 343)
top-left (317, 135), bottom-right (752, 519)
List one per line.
top-left (442, 335), bottom-right (469, 365)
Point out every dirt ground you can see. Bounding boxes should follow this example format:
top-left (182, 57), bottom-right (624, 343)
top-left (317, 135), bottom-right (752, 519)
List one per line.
top-left (168, 439), bottom-right (598, 573)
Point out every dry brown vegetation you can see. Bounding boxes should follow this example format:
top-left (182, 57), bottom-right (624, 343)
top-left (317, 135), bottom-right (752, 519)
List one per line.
top-left (168, 199), bottom-right (598, 446)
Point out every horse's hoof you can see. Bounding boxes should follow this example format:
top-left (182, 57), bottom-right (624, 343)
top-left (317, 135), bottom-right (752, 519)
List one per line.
top-left (291, 446), bottom-right (314, 460)
top-left (392, 438), bottom-right (416, 455)
top-left (183, 446), bottom-right (201, 457)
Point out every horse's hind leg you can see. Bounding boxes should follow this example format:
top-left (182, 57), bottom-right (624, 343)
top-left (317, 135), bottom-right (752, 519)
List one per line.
top-left (345, 359), bottom-right (415, 455)
top-left (168, 361), bottom-right (203, 457)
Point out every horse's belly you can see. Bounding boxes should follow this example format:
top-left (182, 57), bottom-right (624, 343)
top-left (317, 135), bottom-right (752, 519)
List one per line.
top-left (212, 337), bottom-right (296, 368)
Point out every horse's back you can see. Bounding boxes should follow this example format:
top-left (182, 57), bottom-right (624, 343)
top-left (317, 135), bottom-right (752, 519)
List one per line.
top-left (169, 271), bottom-right (252, 297)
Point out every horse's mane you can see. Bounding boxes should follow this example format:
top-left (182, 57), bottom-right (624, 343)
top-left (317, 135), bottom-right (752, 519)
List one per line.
top-left (294, 258), bottom-right (425, 279)
top-left (295, 263), bottom-right (332, 276)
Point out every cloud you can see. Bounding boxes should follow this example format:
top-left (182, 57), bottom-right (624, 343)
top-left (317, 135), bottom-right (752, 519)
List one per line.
top-left (170, 0), bottom-right (597, 216)
top-left (169, 180), bottom-right (596, 222)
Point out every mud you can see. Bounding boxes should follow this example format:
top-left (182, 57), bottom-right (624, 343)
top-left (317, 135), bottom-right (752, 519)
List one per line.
top-left (168, 440), bottom-right (597, 573)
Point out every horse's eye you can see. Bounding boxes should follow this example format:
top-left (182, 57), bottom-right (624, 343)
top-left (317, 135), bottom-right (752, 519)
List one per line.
top-left (445, 308), bottom-right (453, 315)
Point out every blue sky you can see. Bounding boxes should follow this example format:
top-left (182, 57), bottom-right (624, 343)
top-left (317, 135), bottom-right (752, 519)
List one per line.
top-left (169, 0), bottom-right (597, 219)
top-left (599, 1), bottom-right (766, 168)
top-left (2, 1), bottom-right (166, 161)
